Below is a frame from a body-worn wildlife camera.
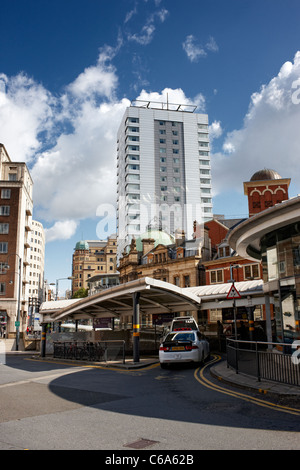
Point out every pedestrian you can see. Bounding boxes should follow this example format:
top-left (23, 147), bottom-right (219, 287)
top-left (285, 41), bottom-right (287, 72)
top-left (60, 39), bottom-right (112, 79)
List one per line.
top-left (238, 321), bottom-right (248, 340)
top-left (217, 320), bottom-right (224, 351)
top-left (217, 320), bottom-right (223, 336)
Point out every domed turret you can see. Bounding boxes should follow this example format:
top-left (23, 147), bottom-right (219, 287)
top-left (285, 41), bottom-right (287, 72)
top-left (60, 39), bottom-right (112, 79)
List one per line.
top-left (135, 229), bottom-right (175, 252)
top-left (75, 240), bottom-right (89, 251)
top-left (250, 168), bottom-right (282, 181)
top-left (244, 168), bottom-right (290, 217)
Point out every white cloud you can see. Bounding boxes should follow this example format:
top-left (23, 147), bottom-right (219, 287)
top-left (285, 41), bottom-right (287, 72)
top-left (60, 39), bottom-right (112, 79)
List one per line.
top-left (182, 35), bottom-right (206, 62)
top-left (127, 7), bottom-right (169, 45)
top-left (209, 120), bottom-right (223, 140)
top-left (182, 35), bottom-right (218, 63)
top-left (0, 73), bottom-right (54, 163)
top-left (211, 51), bottom-right (300, 197)
top-left (31, 98), bottom-right (130, 222)
top-left (206, 36), bottom-right (219, 53)
top-left (45, 220), bottom-right (79, 243)
top-left (136, 87), bottom-right (206, 111)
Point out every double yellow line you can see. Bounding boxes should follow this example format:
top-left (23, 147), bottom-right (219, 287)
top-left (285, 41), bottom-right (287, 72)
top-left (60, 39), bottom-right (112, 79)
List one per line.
top-left (194, 355), bottom-right (300, 417)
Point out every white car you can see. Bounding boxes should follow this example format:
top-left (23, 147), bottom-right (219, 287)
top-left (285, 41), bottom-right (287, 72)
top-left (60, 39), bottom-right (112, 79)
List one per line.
top-left (159, 330), bottom-right (210, 368)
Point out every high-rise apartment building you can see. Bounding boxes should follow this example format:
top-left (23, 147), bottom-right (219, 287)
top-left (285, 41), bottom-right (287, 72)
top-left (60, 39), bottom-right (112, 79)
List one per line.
top-left (0, 144), bottom-right (35, 338)
top-left (116, 101), bottom-right (213, 259)
top-left (28, 220), bottom-right (45, 300)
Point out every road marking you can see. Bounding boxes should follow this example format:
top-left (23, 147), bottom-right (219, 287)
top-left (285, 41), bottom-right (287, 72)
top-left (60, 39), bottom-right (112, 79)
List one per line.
top-left (0, 366), bottom-right (89, 389)
top-left (194, 355), bottom-right (300, 417)
top-left (25, 357), bottom-right (160, 373)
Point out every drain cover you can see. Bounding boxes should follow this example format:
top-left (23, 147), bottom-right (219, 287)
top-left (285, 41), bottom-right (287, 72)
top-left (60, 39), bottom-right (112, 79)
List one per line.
top-left (124, 438), bottom-right (159, 449)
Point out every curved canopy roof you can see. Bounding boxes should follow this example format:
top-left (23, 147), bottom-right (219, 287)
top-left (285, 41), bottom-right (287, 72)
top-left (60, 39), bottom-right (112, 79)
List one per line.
top-left (228, 196), bottom-right (300, 261)
top-left (40, 277), bottom-right (265, 324)
top-left (40, 277), bottom-right (201, 323)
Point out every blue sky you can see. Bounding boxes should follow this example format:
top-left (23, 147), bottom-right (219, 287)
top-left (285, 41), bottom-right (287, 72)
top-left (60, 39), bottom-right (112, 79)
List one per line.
top-left (1, 0), bottom-right (300, 295)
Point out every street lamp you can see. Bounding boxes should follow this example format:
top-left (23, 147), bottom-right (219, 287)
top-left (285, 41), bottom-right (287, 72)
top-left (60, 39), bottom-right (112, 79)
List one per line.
top-left (55, 277), bottom-right (74, 300)
top-left (228, 264), bottom-right (241, 340)
top-left (43, 281), bottom-right (55, 301)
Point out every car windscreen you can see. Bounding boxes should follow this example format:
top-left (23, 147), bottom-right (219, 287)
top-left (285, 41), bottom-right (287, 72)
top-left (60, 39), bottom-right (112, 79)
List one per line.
top-left (172, 320), bottom-right (197, 330)
top-left (164, 332), bottom-right (195, 342)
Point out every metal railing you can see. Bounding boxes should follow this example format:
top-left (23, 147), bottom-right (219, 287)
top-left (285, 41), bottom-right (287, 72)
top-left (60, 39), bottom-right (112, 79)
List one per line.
top-left (53, 340), bottom-right (126, 364)
top-left (226, 338), bottom-right (300, 387)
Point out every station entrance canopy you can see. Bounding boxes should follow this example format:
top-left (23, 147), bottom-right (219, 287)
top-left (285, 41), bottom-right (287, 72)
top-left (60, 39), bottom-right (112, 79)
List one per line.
top-left (40, 277), bottom-right (265, 325)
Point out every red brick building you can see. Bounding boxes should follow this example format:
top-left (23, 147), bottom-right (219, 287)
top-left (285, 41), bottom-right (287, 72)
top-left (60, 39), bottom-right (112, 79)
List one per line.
top-left (244, 168), bottom-right (290, 217)
top-left (202, 168), bottom-right (289, 325)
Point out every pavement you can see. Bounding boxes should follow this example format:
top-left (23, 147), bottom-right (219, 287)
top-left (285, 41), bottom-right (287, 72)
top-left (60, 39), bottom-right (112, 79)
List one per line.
top-left (210, 358), bottom-right (300, 399)
top-left (3, 349), bottom-right (300, 399)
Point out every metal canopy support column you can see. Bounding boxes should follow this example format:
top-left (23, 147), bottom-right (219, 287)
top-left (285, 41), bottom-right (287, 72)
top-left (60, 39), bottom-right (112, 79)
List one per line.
top-left (41, 323), bottom-right (47, 357)
top-left (132, 292), bottom-right (140, 363)
top-left (264, 293), bottom-right (272, 347)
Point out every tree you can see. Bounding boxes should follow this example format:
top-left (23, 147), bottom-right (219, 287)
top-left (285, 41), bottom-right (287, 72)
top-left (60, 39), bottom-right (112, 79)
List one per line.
top-left (72, 288), bottom-right (88, 298)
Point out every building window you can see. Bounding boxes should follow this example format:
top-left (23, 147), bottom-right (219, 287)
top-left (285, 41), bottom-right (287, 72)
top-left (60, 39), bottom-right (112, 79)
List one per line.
top-left (127, 154), bottom-right (140, 161)
top-left (126, 174), bottom-right (140, 181)
top-left (0, 243), bottom-right (8, 253)
top-left (127, 184), bottom-right (140, 191)
top-left (0, 223), bottom-right (9, 234)
top-left (1, 189), bottom-right (11, 199)
top-left (210, 269), bottom-right (223, 284)
top-left (0, 206), bottom-right (10, 216)
top-left (244, 264), bottom-right (260, 279)
top-left (127, 164), bottom-right (140, 171)
top-left (0, 283), bottom-right (5, 295)
top-left (218, 246), bottom-right (230, 257)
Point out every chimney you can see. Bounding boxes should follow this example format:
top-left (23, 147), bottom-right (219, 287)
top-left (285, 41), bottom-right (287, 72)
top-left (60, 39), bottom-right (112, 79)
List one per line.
top-left (142, 238), bottom-right (155, 256)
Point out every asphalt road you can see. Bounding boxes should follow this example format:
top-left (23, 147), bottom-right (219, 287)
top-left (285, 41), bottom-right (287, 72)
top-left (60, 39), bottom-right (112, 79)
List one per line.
top-left (0, 355), bottom-right (299, 452)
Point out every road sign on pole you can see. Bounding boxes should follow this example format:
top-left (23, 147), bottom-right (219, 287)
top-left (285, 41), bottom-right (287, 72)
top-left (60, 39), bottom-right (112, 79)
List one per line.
top-left (227, 284), bottom-right (241, 299)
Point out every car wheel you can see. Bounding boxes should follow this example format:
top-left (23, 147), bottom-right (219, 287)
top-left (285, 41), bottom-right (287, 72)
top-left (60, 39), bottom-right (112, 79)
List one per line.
top-left (160, 363), bottom-right (168, 369)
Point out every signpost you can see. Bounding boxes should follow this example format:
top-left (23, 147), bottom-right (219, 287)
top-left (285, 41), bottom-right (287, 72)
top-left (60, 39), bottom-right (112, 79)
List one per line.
top-left (226, 284), bottom-right (241, 300)
top-left (227, 283), bottom-right (241, 340)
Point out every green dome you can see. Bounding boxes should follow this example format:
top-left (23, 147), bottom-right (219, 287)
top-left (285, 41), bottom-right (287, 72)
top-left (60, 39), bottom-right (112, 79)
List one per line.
top-left (75, 240), bottom-right (89, 251)
top-left (135, 229), bottom-right (175, 252)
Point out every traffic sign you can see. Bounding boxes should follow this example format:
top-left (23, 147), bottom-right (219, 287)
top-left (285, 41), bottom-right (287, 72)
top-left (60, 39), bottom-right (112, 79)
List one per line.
top-left (227, 284), bottom-right (241, 299)
top-left (15, 321), bottom-right (20, 327)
